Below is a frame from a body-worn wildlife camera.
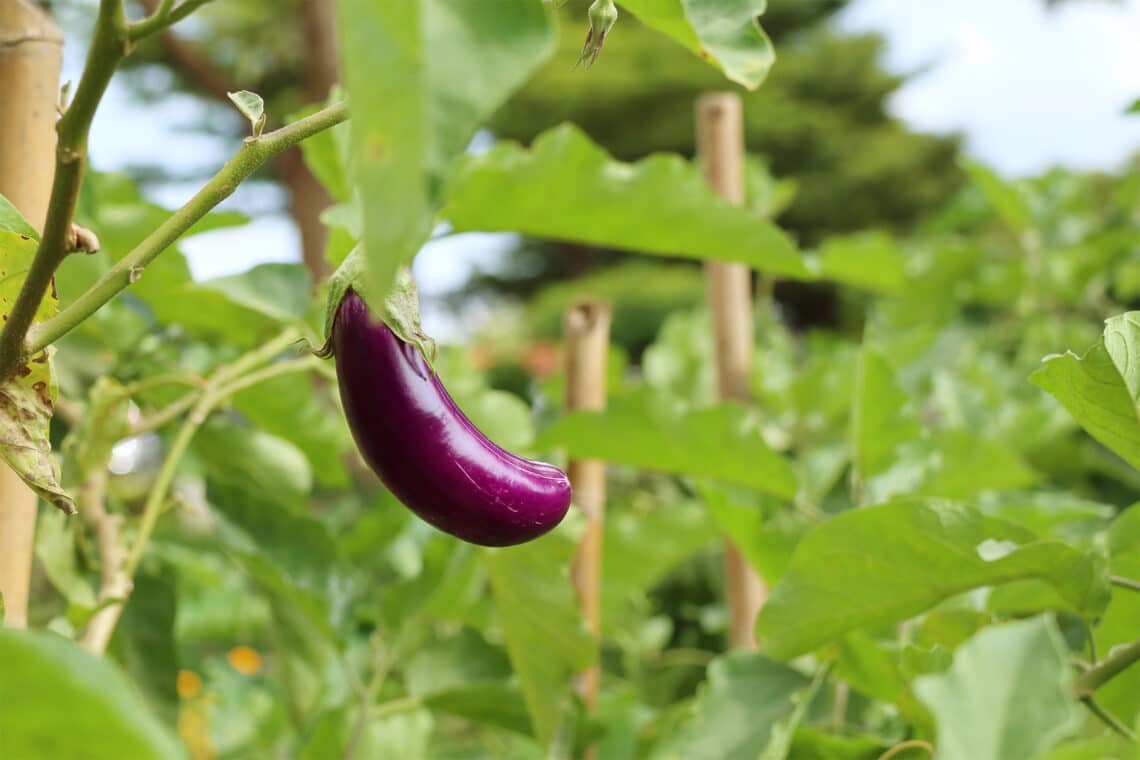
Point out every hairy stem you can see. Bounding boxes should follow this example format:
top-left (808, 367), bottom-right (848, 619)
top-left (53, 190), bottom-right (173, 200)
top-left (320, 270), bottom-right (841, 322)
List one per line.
top-left (0, 0), bottom-right (128, 381)
top-left (877, 740), bottom-right (934, 760)
top-left (14, 102), bottom-right (349, 375)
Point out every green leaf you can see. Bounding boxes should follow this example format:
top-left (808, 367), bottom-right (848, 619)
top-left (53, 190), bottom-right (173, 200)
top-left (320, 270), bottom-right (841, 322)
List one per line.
top-left (405, 629), bottom-right (533, 735)
top-left (698, 482), bottom-right (809, 586)
top-left (425, 0), bottom-right (556, 174)
top-left (1126, 97), bottom-right (1139, 115)
top-left (339, 0), bottom-right (555, 303)
top-left (0, 229), bottom-right (73, 512)
top-left (914, 616), bottom-right (1081, 760)
top-left (963, 160), bottom-right (1033, 233)
top-left (338, 0), bottom-right (431, 302)
top-left (199, 263), bottom-right (311, 325)
top-left (602, 502), bottom-right (719, 633)
top-left (649, 652), bottom-right (809, 760)
top-left (618, 0), bottom-right (775, 89)
top-left (230, 372), bottom-right (352, 488)
top-left (108, 569), bottom-right (180, 726)
top-left (484, 524), bottom-right (595, 746)
top-left (756, 500), bottom-right (1109, 660)
top-left (227, 90), bottom-right (266, 137)
top-left (1031, 312), bottom-right (1140, 470)
top-left (813, 231), bottom-right (906, 294)
top-left (0, 194), bottom-right (39, 239)
top-left (193, 419), bottom-right (313, 511)
top-left (443, 125), bottom-right (808, 279)
top-left (541, 389), bottom-right (797, 498)
top-left (0, 629), bottom-right (185, 759)
top-left (849, 347), bottom-right (918, 490)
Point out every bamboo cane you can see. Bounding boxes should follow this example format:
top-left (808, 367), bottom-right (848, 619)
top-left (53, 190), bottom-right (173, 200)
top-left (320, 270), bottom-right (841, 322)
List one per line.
top-left (696, 92), bottom-right (767, 650)
top-left (0, 0), bottom-right (63, 629)
top-left (564, 300), bottom-right (612, 726)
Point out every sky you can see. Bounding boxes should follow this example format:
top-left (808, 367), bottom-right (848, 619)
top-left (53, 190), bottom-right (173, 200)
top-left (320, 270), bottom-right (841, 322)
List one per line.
top-left (60, 0), bottom-right (1140, 335)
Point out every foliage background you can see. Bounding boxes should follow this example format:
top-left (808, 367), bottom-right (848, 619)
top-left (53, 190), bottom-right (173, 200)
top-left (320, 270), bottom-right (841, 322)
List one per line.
top-left (3, 0), bottom-right (1140, 759)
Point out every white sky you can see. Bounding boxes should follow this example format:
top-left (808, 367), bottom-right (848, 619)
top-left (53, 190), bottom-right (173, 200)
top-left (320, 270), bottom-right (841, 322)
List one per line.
top-left (63, 0), bottom-right (1140, 336)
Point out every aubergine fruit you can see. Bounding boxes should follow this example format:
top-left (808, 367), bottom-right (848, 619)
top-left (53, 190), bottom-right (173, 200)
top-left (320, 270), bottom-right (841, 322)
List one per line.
top-left (332, 289), bottom-right (572, 546)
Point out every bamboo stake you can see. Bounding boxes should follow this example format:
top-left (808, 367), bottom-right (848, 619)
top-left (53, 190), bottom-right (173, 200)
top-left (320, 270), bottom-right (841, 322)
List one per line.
top-left (0, 0), bottom-right (63, 629)
top-left (563, 301), bottom-right (612, 723)
top-left (696, 92), bottom-right (767, 650)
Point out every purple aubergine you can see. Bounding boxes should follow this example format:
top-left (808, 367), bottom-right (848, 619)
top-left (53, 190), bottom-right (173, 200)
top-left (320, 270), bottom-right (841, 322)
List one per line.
top-left (332, 290), bottom-right (572, 546)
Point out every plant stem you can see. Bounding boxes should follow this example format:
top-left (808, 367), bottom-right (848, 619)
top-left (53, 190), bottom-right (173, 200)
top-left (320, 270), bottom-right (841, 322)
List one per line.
top-left (120, 326), bottom-right (304, 576)
top-left (122, 394), bottom-right (207, 576)
top-left (0, 0), bottom-right (128, 382)
top-left (11, 102), bottom-right (349, 377)
top-left (1073, 637), bottom-right (1140, 698)
top-left (1110, 575), bottom-right (1140, 594)
top-left (128, 0), bottom-right (218, 40)
top-left (1080, 696), bottom-right (1136, 740)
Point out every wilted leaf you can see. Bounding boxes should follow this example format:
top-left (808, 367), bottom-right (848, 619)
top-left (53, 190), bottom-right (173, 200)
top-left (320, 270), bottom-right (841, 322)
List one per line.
top-left (0, 229), bottom-right (72, 512)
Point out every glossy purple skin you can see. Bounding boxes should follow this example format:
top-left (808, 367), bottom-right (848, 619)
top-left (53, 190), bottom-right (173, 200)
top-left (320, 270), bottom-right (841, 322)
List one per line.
top-left (333, 290), bottom-right (572, 546)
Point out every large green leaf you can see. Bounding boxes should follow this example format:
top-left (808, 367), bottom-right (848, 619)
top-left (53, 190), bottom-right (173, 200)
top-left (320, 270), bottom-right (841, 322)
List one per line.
top-left (425, 0), bottom-right (556, 174)
top-left (649, 652), bottom-right (809, 760)
top-left (913, 617), bottom-right (1080, 760)
top-left (484, 524), bottom-right (595, 746)
top-left (0, 229), bottom-right (72, 511)
top-left (0, 629), bottom-right (185, 759)
top-left (338, 0), bottom-right (555, 301)
top-left (541, 389), bottom-right (797, 498)
top-left (443, 125), bottom-right (808, 278)
top-left (756, 500), bottom-right (1109, 660)
top-left (1032, 312), bottom-right (1140, 470)
top-left (338, 0), bottom-right (430, 300)
top-left (618, 0), bottom-right (775, 89)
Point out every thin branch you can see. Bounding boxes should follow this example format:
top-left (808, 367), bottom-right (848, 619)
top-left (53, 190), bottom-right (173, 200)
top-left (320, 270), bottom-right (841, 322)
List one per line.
top-left (1073, 637), bottom-right (1140, 698)
top-left (1110, 575), bottom-right (1140, 594)
top-left (0, 0), bottom-right (129, 382)
top-left (121, 393), bottom-right (206, 577)
top-left (79, 468), bottom-right (130, 654)
top-left (1081, 696), bottom-right (1136, 740)
top-left (129, 0), bottom-right (220, 41)
top-left (23, 102), bottom-right (349, 359)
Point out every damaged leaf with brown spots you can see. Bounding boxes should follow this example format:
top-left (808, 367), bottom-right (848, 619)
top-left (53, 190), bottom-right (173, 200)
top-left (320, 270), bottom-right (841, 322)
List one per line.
top-left (0, 229), bottom-right (75, 514)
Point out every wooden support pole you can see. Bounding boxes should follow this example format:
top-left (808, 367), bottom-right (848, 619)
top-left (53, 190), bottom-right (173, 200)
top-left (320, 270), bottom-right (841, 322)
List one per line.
top-left (696, 92), bottom-right (767, 650)
top-left (563, 301), bottom-right (612, 723)
top-left (0, 0), bottom-right (63, 629)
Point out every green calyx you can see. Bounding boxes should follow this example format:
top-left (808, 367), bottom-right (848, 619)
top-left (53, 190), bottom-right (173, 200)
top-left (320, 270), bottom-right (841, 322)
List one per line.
top-left (318, 246), bottom-right (437, 369)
